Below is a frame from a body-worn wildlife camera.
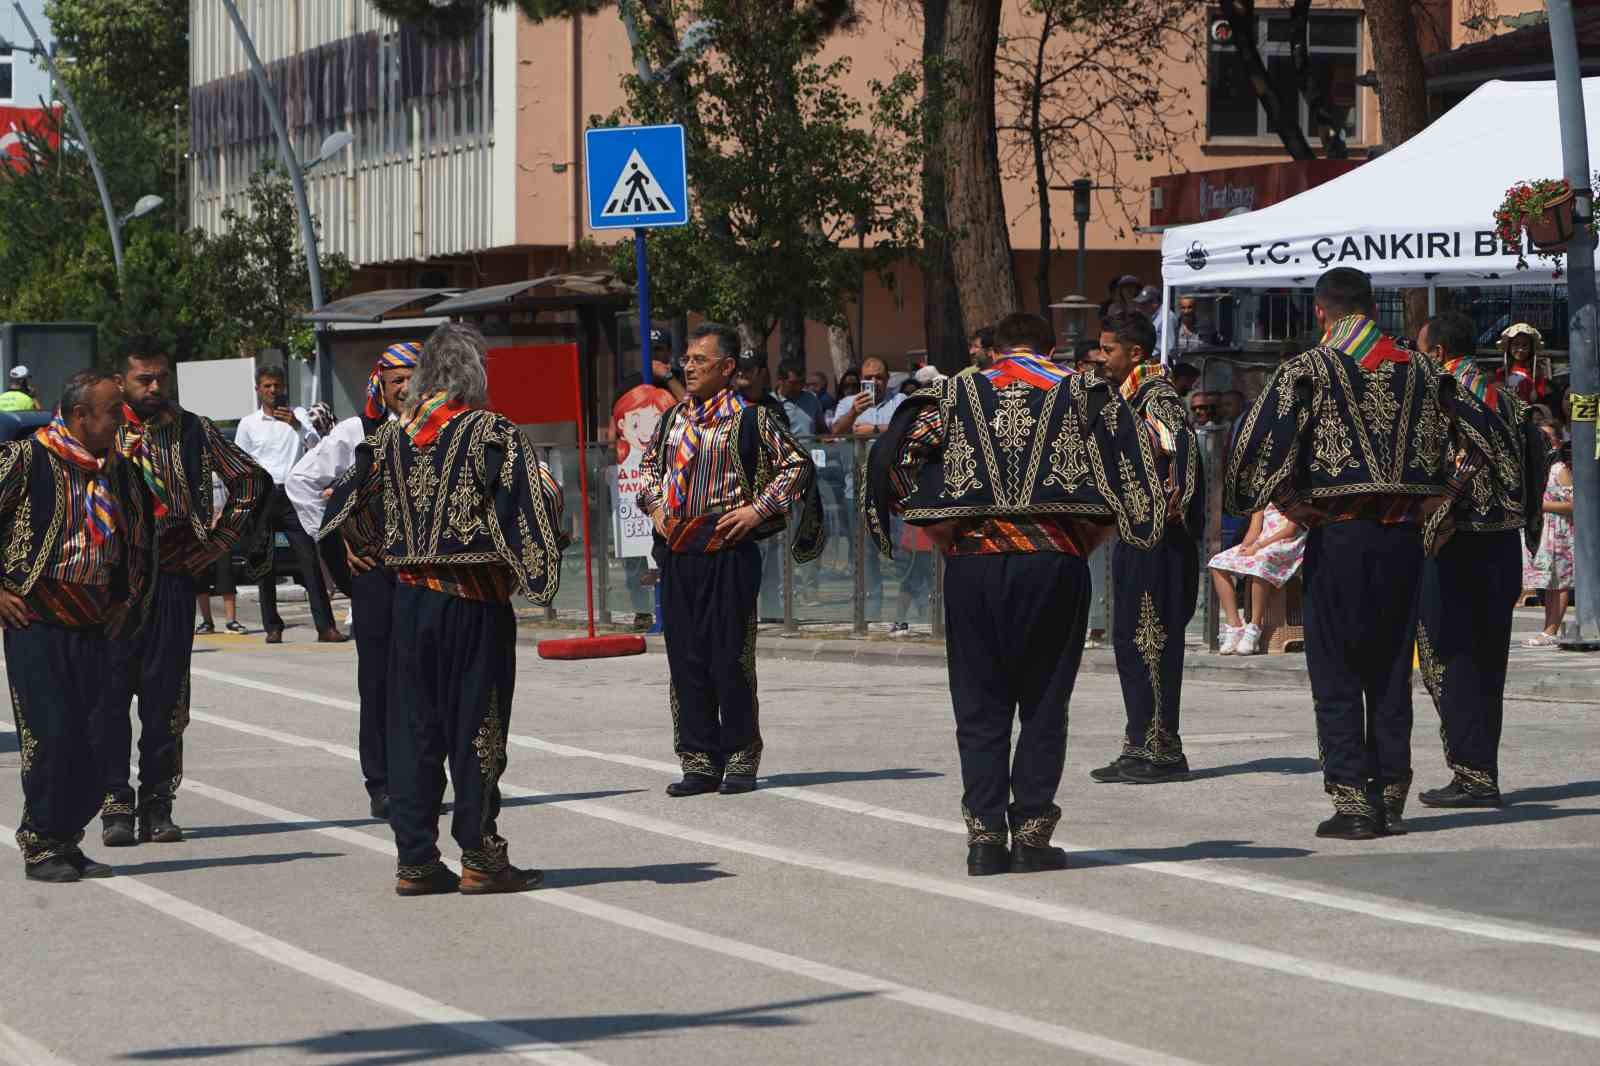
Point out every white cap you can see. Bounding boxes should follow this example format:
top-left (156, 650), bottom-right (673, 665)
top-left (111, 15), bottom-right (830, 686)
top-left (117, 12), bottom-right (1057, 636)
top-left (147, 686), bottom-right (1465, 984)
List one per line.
top-left (8, 366), bottom-right (27, 380)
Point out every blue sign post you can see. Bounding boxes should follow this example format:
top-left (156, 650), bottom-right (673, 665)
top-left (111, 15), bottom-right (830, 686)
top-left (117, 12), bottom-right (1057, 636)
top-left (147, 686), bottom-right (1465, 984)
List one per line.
top-left (584, 124), bottom-right (690, 634)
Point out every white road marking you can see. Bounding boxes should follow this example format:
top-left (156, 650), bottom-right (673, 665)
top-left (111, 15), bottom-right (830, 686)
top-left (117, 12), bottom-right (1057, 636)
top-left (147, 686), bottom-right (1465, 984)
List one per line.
top-left (188, 665), bottom-right (1600, 958)
top-left (174, 697), bottom-right (1600, 1041)
top-left (0, 824), bottom-right (603, 1066)
top-left (177, 776), bottom-right (1210, 1066)
top-left (0, 1020), bottom-right (75, 1066)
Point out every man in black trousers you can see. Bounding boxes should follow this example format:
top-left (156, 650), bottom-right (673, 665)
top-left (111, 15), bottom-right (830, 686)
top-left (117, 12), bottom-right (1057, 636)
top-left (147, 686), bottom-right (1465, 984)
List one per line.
top-left (101, 346), bottom-right (269, 847)
top-left (869, 312), bottom-right (1166, 875)
top-left (1088, 309), bottom-right (1203, 785)
top-left (1228, 268), bottom-right (1466, 838)
top-left (1415, 310), bottom-right (1543, 810)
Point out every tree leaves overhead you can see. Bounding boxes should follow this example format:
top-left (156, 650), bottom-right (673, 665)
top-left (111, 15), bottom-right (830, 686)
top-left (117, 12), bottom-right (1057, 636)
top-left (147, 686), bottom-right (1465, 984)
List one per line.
top-left (45, 0), bottom-right (189, 118)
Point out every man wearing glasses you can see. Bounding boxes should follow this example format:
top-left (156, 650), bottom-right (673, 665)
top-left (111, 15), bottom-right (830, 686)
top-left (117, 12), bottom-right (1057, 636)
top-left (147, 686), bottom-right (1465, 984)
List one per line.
top-left (1188, 391), bottom-right (1221, 428)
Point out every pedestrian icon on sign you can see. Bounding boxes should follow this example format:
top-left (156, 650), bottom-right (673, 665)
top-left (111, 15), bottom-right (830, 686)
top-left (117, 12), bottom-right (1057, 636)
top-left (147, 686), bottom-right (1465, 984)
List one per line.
top-left (601, 149), bottom-right (676, 218)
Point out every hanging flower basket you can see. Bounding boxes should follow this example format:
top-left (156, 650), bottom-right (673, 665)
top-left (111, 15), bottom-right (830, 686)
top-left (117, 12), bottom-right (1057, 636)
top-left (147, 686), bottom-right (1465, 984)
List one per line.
top-left (1493, 178), bottom-right (1593, 269)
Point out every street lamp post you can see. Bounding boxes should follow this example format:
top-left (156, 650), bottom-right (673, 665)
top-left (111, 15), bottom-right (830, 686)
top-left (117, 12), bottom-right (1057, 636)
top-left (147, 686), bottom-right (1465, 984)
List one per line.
top-left (218, 0), bottom-right (351, 406)
top-left (1049, 178), bottom-right (1106, 307)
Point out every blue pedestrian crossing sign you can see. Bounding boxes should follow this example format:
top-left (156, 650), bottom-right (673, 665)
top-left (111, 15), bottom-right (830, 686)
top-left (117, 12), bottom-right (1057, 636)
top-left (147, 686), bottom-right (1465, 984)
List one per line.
top-left (585, 124), bottom-right (690, 231)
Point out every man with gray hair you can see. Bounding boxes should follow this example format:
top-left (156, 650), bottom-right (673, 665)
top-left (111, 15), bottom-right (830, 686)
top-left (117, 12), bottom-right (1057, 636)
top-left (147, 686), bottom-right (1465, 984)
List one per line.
top-left (321, 322), bottom-right (567, 896)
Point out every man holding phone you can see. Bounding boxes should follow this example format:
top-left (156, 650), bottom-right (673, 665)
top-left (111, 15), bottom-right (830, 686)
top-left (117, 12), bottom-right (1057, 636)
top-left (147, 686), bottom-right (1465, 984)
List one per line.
top-left (829, 358), bottom-right (904, 436)
top-left (234, 365), bottom-right (341, 645)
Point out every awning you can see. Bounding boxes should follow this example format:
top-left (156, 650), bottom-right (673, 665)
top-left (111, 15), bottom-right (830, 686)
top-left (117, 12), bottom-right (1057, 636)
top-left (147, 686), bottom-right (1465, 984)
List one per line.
top-left (301, 288), bottom-right (460, 324)
top-left (429, 273), bottom-right (632, 315)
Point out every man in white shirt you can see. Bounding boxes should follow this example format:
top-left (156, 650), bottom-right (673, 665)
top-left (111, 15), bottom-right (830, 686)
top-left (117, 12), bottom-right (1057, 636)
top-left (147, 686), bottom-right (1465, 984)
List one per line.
top-left (233, 364), bottom-right (341, 644)
top-left (829, 357), bottom-right (905, 436)
top-left (287, 343), bottom-right (417, 819)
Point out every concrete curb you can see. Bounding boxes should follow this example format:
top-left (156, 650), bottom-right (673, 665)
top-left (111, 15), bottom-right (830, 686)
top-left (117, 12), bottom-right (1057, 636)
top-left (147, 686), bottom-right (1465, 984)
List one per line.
top-left (513, 625), bottom-right (1596, 704)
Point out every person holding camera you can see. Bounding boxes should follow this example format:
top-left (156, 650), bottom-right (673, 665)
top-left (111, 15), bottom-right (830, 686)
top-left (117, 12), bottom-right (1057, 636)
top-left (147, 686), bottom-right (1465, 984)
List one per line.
top-left (829, 358), bottom-right (903, 437)
top-left (234, 365), bottom-right (341, 645)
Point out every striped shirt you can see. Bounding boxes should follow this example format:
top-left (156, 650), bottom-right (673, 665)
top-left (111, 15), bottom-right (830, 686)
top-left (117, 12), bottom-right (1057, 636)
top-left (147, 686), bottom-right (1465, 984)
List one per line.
top-left (636, 393), bottom-right (807, 522)
top-left (47, 453), bottom-right (118, 588)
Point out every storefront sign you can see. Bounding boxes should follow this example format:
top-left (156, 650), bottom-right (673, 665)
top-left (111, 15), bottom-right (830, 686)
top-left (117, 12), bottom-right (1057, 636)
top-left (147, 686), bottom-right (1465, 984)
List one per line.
top-left (1152, 159), bottom-right (1364, 228)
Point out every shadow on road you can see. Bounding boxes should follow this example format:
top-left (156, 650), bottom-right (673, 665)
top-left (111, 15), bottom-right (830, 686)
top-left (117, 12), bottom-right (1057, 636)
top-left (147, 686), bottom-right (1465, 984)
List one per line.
top-left (759, 768), bottom-right (942, 789)
top-left (186, 791), bottom-right (643, 842)
top-left (1187, 757), bottom-right (1320, 781)
top-left (544, 860), bottom-right (734, 888)
top-left (1074, 839), bottom-right (1315, 868)
top-left (120, 992), bottom-right (873, 1062)
top-left (109, 850), bottom-right (343, 877)
top-left (1504, 779), bottom-right (1600, 804)
top-left (1404, 804), bottom-right (1600, 835)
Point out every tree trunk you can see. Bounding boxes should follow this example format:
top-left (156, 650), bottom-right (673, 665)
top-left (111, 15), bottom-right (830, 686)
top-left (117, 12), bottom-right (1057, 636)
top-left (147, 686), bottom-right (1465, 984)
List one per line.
top-left (1363, 0), bottom-right (1430, 148)
top-left (941, 0), bottom-right (1019, 338)
top-left (779, 304), bottom-right (807, 367)
top-left (827, 323), bottom-right (855, 379)
top-left (1219, 0), bottom-right (1314, 160)
top-left (1030, 12), bottom-right (1054, 315)
top-left (920, 0), bottom-right (968, 377)
top-left (1364, 0), bottom-right (1431, 333)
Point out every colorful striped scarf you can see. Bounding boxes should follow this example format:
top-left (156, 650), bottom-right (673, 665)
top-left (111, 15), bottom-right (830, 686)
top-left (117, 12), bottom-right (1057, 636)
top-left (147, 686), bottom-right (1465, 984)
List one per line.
top-left (986, 349), bottom-right (1071, 390)
top-left (37, 415), bottom-right (117, 546)
top-left (1444, 356), bottom-right (1499, 408)
top-left (119, 403), bottom-right (174, 518)
top-left (365, 341), bottom-right (421, 421)
top-left (1119, 361), bottom-right (1165, 401)
top-left (1323, 314), bottom-right (1407, 370)
top-left (666, 388), bottom-right (747, 516)
top-left (402, 391), bottom-right (470, 447)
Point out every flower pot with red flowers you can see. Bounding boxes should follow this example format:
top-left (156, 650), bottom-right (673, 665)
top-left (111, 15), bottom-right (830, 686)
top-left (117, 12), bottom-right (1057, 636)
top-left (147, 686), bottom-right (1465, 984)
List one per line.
top-left (1493, 178), bottom-right (1594, 270)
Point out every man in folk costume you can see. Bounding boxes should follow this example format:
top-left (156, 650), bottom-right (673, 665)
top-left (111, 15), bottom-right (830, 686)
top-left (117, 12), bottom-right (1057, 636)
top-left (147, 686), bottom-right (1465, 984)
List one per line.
top-left (320, 324), bottom-right (567, 896)
top-left (1228, 268), bottom-right (1471, 839)
top-left (99, 346), bottom-right (270, 848)
top-left (867, 313), bottom-right (1166, 875)
top-left (3, 371), bottom-right (156, 882)
top-left (1086, 309), bottom-right (1204, 785)
top-left (636, 323), bottom-right (823, 798)
top-left (287, 342), bottom-right (418, 820)
top-left (1415, 311), bottom-right (1545, 810)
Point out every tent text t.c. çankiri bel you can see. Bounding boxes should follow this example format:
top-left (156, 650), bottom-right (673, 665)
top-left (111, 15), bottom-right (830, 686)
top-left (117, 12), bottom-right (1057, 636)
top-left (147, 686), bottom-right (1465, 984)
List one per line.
top-left (1159, 78), bottom-right (1594, 292)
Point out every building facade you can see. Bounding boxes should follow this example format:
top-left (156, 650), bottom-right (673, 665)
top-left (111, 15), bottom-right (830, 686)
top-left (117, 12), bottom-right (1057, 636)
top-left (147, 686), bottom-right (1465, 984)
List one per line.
top-left (188, 1), bottom-right (1536, 373)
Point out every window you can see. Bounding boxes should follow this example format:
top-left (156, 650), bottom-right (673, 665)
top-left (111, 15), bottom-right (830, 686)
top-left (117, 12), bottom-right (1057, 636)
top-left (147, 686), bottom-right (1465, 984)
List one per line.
top-left (1206, 10), bottom-right (1362, 142)
top-left (0, 47), bottom-right (13, 103)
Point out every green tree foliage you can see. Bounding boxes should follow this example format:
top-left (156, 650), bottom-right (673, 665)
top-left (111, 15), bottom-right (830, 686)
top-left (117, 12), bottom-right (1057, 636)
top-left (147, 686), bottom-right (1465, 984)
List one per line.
top-left (44, 0), bottom-right (189, 118)
top-left (197, 166), bottom-right (353, 361)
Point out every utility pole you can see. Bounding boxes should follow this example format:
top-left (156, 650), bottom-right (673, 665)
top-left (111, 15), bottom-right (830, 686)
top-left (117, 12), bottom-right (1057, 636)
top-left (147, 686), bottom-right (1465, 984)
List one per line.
top-left (1549, 0), bottom-right (1600, 647)
top-left (219, 0), bottom-right (332, 406)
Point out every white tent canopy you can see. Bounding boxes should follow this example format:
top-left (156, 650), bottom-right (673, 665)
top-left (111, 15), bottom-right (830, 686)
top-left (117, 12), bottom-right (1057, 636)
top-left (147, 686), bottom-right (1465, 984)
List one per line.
top-left (1160, 78), bottom-right (1593, 291)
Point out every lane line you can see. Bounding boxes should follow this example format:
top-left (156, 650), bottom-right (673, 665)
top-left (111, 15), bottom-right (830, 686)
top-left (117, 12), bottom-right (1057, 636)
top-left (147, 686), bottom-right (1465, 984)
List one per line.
top-left (176, 776), bottom-right (1209, 1066)
top-left (0, 825), bottom-right (603, 1066)
top-left (174, 700), bottom-right (1600, 1042)
top-left (188, 666), bottom-right (1600, 958)
top-left (0, 1021), bottom-right (75, 1066)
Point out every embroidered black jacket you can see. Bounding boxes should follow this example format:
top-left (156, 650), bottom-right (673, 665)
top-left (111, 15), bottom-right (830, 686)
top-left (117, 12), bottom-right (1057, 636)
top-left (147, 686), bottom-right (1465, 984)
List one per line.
top-left (866, 370), bottom-right (1168, 554)
top-left (319, 409), bottom-right (568, 605)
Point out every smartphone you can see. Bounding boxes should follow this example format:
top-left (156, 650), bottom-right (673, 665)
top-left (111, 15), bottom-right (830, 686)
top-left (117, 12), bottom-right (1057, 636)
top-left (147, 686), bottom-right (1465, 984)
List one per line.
top-left (858, 382), bottom-right (879, 405)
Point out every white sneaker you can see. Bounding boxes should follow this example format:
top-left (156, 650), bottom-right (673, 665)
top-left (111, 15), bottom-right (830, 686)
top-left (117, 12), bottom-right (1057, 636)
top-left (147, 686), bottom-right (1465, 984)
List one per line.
top-left (1235, 623), bottom-right (1263, 656)
top-left (889, 622), bottom-right (913, 639)
top-left (1218, 625), bottom-right (1241, 655)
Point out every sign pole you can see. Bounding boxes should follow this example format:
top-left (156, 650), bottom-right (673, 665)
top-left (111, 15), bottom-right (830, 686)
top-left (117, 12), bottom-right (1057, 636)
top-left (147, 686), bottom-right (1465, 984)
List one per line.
top-left (637, 229), bottom-right (665, 637)
top-left (1549, 0), bottom-right (1600, 648)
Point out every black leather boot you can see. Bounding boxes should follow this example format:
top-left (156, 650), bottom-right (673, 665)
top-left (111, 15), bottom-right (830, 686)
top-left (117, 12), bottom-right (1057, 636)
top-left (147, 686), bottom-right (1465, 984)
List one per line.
top-left (102, 814), bottom-right (137, 848)
top-left (138, 805), bottom-right (184, 843)
top-left (967, 844), bottom-right (1011, 876)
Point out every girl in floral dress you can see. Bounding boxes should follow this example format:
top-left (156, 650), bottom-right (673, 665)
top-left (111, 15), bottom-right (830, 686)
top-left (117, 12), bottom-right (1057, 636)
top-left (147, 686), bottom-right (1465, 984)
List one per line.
top-left (1524, 446), bottom-right (1574, 647)
top-left (1209, 504), bottom-right (1307, 655)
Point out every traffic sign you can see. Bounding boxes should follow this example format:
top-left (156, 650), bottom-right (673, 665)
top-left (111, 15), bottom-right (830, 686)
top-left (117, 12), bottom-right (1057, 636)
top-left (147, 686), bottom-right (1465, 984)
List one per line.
top-left (584, 124), bottom-right (690, 231)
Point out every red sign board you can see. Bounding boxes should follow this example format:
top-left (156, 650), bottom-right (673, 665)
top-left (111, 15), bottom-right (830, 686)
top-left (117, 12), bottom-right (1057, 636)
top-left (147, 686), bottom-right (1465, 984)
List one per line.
top-left (0, 106), bottom-right (58, 166)
top-left (486, 343), bottom-right (582, 427)
top-left (1151, 158), bottom-right (1365, 228)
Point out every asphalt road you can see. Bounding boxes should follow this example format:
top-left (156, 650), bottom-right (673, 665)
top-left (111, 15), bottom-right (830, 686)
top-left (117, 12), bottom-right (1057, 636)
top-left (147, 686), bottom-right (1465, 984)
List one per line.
top-left (2, 615), bottom-right (1598, 1065)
